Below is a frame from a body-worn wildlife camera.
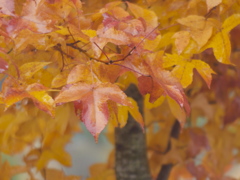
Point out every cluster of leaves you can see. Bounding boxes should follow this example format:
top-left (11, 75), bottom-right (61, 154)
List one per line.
top-left (0, 0), bottom-right (240, 179)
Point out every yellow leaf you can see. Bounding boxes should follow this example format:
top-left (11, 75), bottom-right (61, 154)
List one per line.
top-left (204, 31), bottom-right (231, 64)
top-left (172, 31), bottom-right (190, 54)
top-left (26, 83), bottom-right (55, 116)
top-left (177, 15), bottom-right (206, 30)
top-left (222, 14), bottom-right (240, 33)
top-left (202, 14), bottom-right (240, 64)
top-left (117, 72), bottom-right (138, 90)
top-left (144, 94), bottom-right (165, 109)
top-left (127, 97), bottom-right (144, 128)
top-left (190, 23), bottom-right (213, 48)
top-left (0, 109), bottom-right (36, 153)
top-left (167, 96), bottom-right (186, 127)
top-left (117, 105), bottom-right (128, 128)
top-left (82, 29), bottom-right (97, 38)
top-left (111, 98), bottom-right (144, 129)
top-left (53, 104), bottom-right (80, 134)
top-left (144, 34), bottom-right (162, 51)
top-left (55, 26), bottom-right (71, 35)
top-left (20, 62), bottom-right (51, 80)
top-left (51, 70), bottom-right (69, 88)
top-left (191, 59), bottom-right (216, 88)
top-left (177, 16), bottom-right (215, 49)
top-left (163, 54), bottom-right (215, 88)
top-left (172, 61), bottom-right (195, 88)
top-left (37, 134), bottom-right (72, 170)
top-left (156, 32), bottom-right (175, 50)
top-left (163, 54), bottom-right (194, 87)
top-left (15, 116), bottom-right (43, 143)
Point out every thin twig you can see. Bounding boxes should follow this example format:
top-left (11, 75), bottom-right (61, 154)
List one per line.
top-left (93, 42), bottom-right (110, 62)
top-left (111, 63), bottom-right (151, 77)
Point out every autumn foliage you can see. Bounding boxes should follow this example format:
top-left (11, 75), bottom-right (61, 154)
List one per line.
top-left (1, 0), bottom-right (240, 179)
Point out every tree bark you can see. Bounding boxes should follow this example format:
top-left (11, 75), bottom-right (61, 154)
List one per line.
top-left (115, 84), bottom-right (151, 180)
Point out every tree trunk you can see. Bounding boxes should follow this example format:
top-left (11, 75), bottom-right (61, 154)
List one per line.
top-left (115, 84), bottom-right (151, 180)
top-left (114, 84), bottom-right (181, 180)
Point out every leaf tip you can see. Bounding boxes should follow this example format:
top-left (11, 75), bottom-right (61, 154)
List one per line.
top-left (93, 133), bottom-right (100, 143)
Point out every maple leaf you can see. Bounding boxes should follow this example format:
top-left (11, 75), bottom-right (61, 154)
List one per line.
top-left (177, 15), bottom-right (214, 49)
top-left (0, 157), bottom-right (28, 180)
top-left (91, 1), bottom-right (123, 21)
top-left (109, 97), bottom-right (144, 128)
top-left (51, 70), bottom-right (69, 88)
top-left (67, 64), bottom-right (92, 84)
top-left (2, 77), bottom-right (55, 116)
top-left (92, 27), bottom-right (130, 57)
top-left (24, 133), bottom-right (72, 170)
top-left (172, 31), bottom-right (190, 54)
top-left (138, 52), bottom-right (190, 118)
top-left (202, 14), bottom-right (240, 64)
top-left (163, 54), bottom-right (215, 88)
top-left (102, 12), bottom-right (145, 36)
top-left (127, 2), bottom-right (158, 34)
top-left (55, 82), bottom-right (132, 140)
top-left (167, 96), bottom-right (186, 126)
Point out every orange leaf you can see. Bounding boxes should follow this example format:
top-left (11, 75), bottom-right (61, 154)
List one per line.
top-left (167, 96), bottom-right (186, 127)
top-left (0, 92), bottom-right (4, 104)
top-left (2, 77), bottom-right (55, 115)
top-left (88, 163), bottom-right (116, 180)
top-left (26, 83), bottom-right (55, 116)
top-left (36, 133), bottom-right (72, 170)
top-left (139, 52), bottom-right (190, 115)
top-left (92, 27), bottom-right (130, 57)
top-left (206, 0), bottom-right (222, 12)
top-left (67, 64), bottom-right (92, 84)
top-left (0, 57), bottom-right (8, 73)
top-left (172, 31), bottom-right (190, 54)
top-left (55, 82), bottom-right (132, 140)
top-left (127, 2), bottom-right (158, 33)
top-left (2, 77), bottom-right (29, 109)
